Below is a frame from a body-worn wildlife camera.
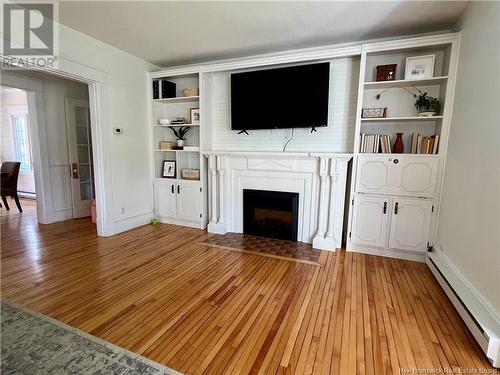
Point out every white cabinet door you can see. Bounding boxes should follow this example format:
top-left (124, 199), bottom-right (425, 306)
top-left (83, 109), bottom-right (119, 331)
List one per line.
top-left (355, 155), bottom-right (393, 195)
top-left (350, 195), bottom-right (390, 248)
top-left (177, 181), bottom-right (201, 221)
top-left (395, 157), bottom-right (438, 198)
top-left (356, 155), bottom-right (438, 198)
top-left (155, 180), bottom-right (177, 218)
top-left (389, 198), bottom-right (433, 252)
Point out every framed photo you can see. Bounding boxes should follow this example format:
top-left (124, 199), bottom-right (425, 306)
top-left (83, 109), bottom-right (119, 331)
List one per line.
top-left (362, 107), bottom-right (387, 118)
top-left (405, 55), bottom-right (435, 80)
top-left (376, 64), bottom-right (397, 81)
top-left (162, 160), bottom-right (176, 178)
top-left (190, 108), bottom-right (200, 124)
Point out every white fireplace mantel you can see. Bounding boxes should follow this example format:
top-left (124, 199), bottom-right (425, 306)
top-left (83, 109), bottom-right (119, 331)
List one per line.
top-left (202, 151), bottom-right (352, 251)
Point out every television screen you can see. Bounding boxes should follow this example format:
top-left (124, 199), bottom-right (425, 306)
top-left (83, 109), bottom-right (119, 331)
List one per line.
top-left (231, 62), bottom-right (330, 131)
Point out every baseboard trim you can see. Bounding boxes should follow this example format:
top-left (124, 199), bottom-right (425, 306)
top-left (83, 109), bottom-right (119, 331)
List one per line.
top-left (52, 208), bottom-right (73, 222)
top-left (108, 210), bottom-right (154, 236)
top-left (346, 244), bottom-right (426, 262)
top-left (159, 216), bottom-right (205, 230)
top-left (426, 247), bottom-right (500, 368)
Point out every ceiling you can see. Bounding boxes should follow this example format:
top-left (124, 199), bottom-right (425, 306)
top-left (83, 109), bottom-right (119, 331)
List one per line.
top-left (59, 1), bottom-right (468, 67)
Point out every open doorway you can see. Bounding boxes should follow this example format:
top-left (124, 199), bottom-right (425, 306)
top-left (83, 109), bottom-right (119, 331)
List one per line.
top-left (1, 70), bottom-right (96, 228)
top-left (1, 86), bottom-right (36, 213)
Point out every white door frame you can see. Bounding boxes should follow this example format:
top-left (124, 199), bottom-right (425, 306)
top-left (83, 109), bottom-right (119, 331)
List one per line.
top-left (1, 55), bottom-right (111, 236)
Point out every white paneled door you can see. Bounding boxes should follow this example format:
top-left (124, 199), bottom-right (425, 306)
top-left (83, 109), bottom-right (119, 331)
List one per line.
top-left (65, 98), bottom-right (94, 218)
top-left (389, 198), bottom-right (433, 252)
top-left (350, 195), bottom-right (390, 248)
top-left (176, 181), bottom-right (201, 221)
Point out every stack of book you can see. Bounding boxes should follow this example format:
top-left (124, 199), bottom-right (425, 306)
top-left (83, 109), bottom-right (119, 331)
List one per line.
top-left (360, 133), bottom-right (440, 154)
top-left (410, 133), bottom-right (440, 154)
top-left (359, 134), bottom-right (391, 153)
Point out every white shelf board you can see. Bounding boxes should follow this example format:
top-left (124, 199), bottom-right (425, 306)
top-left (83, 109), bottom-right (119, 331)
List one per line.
top-left (154, 177), bottom-right (201, 183)
top-left (154, 123), bottom-right (200, 127)
top-left (361, 116), bottom-right (443, 123)
top-left (154, 148), bottom-right (200, 152)
top-left (364, 76), bottom-right (448, 90)
top-left (358, 152), bottom-right (440, 157)
top-left (154, 96), bottom-right (199, 103)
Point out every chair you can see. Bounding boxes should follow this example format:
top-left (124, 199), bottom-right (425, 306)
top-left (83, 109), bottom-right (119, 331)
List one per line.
top-left (1, 162), bottom-right (23, 212)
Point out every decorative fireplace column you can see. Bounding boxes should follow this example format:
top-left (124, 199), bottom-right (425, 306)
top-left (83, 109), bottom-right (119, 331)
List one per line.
top-left (312, 154), bottom-right (350, 251)
top-left (207, 154), bottom-right (227, 234)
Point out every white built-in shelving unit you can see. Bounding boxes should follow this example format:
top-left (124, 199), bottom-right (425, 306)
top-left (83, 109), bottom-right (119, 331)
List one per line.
top-left (150, 70), bottom-right (207, 229)
top-left (347, 33), bottom-right (460, 261)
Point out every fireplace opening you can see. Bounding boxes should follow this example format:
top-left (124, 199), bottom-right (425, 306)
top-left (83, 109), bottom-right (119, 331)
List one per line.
top-left (243, 189), bottom-right (299, 241)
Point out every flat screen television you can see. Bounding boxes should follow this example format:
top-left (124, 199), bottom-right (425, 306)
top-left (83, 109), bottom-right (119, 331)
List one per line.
top-left (231, 62), bottom-right (330, 131)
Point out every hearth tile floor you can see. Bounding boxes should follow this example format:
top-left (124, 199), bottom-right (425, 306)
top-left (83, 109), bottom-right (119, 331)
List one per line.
top-left (199, 233), bottom-right (321, 263)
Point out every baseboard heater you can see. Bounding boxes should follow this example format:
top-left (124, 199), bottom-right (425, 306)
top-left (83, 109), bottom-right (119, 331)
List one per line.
top-left (426, 250), bottom-right (500, 368)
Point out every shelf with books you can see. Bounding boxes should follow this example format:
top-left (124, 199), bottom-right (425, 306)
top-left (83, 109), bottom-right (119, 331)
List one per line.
top-left (359, 132), bottom-right (440, 155)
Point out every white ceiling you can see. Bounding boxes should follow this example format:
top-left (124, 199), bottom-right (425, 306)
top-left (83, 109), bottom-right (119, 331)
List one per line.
top-left (59, 1), bottom-right (468, 67)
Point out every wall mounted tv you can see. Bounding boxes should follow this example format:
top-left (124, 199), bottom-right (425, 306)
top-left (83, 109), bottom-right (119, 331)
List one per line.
top-left (231, 62), bottom-right (330, 131)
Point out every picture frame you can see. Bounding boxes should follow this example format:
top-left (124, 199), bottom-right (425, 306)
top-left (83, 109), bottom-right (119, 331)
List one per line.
top-left (405, 55), bottom-right (435, 80)
top-left (190, 108), bottom-right (200, 125)
top-left (162, 160), bottom-right (176, 178)
top-left (376, 64), bottom-right (397, 81)
top-left (362, 107), bottom-right (387, 118)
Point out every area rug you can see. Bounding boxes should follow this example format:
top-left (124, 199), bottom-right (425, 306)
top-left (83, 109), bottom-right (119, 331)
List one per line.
top-left (1, 300), bottom-right (181, 374)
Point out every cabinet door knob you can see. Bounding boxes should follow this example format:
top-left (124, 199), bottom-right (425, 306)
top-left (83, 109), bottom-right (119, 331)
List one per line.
top-left (171, 184), bottom-right (174, 194)
top-left (394, 202), bottom-right (399, 214)
top-left (383, 201), bottom-right (387, 214)
top-left (177, 185), bottom-right (180, 194)
top-left (393, 159), bottom-right (399, 164)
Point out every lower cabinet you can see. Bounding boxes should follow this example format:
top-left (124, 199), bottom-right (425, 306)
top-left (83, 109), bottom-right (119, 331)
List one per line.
top-left (350, 194), bottom-right (433, 253)
top-left (154, 179), bottom-right (203, 225)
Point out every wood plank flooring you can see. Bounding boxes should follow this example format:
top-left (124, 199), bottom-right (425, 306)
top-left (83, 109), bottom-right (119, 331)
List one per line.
top-left (1, 204), bottom-right (493, 374)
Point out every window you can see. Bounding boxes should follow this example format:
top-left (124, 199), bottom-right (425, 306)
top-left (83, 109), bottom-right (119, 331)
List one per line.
top-left (12, 114), bottom-right (32, 171)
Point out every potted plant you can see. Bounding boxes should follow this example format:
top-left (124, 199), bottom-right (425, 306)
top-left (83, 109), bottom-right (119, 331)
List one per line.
top-left (414, 91), bottom-right (441, 117)
top-left (169, 126), bottom-right (191, 147)
top-left (375, 86), bottom-right (441, 117)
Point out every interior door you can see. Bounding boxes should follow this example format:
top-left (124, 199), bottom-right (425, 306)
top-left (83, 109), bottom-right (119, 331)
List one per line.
top-left (388, 198), bottom-right (433, 252)
top-left (177, 181), bottom-right (201, 221)
top-left (350, 195), bottom-right (390, 248)
top-left (65, 98), bottom-right (94, 218)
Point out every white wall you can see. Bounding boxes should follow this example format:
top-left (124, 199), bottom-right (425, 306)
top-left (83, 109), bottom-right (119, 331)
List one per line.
top-left (437, 2), bottom-right (500, 313)
top-left (57, 24), bottom-right (158, 231)
top-left (205, 57), bottom-right (359, 153)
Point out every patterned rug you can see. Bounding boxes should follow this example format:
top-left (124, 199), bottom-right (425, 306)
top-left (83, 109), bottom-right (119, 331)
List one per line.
top-left (1, 300), bottom-right (181, 375)
top-left (199, 233), bottom-right (322, 263)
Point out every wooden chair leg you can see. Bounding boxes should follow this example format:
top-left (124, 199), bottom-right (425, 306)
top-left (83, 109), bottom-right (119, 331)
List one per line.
top-left (13, 194), bottom-right (23, 213)
top-left (1, 195), bottom-right (9, 210)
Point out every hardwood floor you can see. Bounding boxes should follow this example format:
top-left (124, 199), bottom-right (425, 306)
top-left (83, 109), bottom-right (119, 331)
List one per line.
top-left (1, 206), bottom-right (493, 374)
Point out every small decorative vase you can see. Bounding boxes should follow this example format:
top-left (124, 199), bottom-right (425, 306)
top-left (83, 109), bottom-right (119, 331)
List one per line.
top-left (393, 133), bottom-right (404, 153)
top-left (177, 139), bottom-right (184, 147)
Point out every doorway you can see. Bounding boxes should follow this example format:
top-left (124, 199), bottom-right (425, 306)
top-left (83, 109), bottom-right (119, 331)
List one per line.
top-left (1, 86), bottom-right (36, 213)
top-left (1, 70), bottom-right (96, 227)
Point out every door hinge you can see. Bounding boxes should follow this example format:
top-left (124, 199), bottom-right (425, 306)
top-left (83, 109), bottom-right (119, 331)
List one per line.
top-left (199, 213), bottom-right (202, 218)
top-left (351, 198), bottom-right (354, 206)
top-left (427, 242), bottom-right (434, 252)
top-left (200, 187), bottom-right (202, 192)
top-left (349, 232), bottom-right (351, 238)
top-left (431, 205), bottom-right (434, 213)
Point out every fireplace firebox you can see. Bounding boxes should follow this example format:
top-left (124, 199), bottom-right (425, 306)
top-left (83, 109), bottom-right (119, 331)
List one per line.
top-left (243, 189), bottom-right (299, 241)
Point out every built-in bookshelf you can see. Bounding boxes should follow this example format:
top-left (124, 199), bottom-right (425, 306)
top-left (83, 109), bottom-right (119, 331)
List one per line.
top-left (347, 34), bottom-right (459, 261)
top-left (150, 70), bottom-right (207, 229)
